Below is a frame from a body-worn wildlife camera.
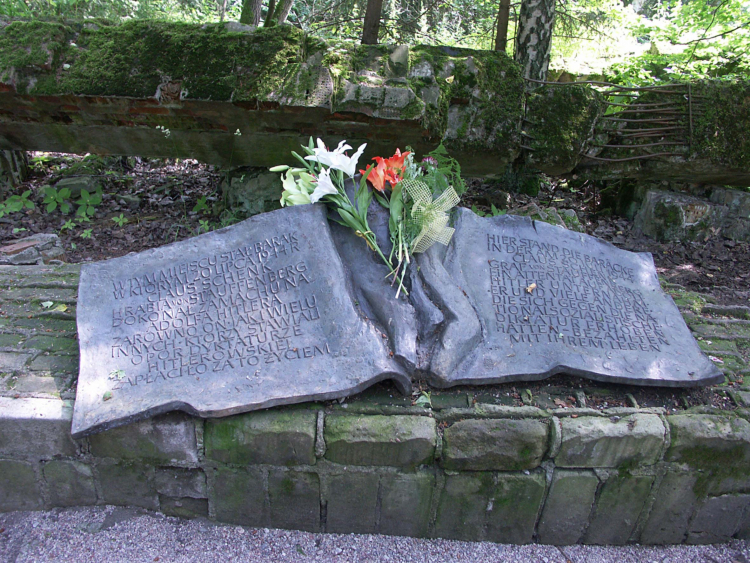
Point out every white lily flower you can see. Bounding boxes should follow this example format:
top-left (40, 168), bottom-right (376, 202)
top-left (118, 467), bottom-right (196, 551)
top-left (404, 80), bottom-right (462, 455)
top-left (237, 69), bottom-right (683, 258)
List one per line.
top-left (309, 168), bottom-right (339, 203)
top-left (305, 138), bottom-right (367, 177)
top-left (279, 171), bottom-right (311, 207)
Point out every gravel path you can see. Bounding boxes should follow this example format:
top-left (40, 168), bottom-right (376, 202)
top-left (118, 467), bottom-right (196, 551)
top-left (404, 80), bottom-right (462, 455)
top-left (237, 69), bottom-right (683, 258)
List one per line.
top-left (1, 506), bottom-right (749, 563)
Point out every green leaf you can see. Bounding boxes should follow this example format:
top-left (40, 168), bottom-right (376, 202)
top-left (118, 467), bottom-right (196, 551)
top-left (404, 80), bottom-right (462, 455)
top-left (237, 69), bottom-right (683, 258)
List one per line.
top-left (58, 188), bottom-right (70, 199)
top-left (41, 301), bottom-right (54, 308)
top-left (46, 201), bottom-right (57, 213)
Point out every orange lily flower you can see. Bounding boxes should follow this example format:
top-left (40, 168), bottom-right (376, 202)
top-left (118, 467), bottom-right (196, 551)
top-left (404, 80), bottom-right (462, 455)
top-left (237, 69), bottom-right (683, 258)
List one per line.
top-left (360, 149), bottom-right (411, 192)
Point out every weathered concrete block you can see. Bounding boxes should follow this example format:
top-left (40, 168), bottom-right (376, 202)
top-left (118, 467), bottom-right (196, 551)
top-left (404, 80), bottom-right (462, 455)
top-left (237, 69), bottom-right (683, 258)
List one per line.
top-left (667, 414), bottom-right (750, 468)
top-left (0, 460), bottom-right (43, 511)
top-left (441, 418), bottom-right (548, 471)
top-left (160, 496), bottom-right (209, 519)
top-left (433, 472), bottom-right (545, 543)
top-left (325, 415), bottom-right (436, 468)
top-left (154, 468), bottom-right (206, 499)
top-left (325, 472), bottom-right (379, 534)
top-left (0, 397), bottom-right (77, 459)
top-left (379, 472), bottom-right (434, 538)
top-left (210, 467), bottom-right (266, 527)
top-left (484, 473), bottom-right (546, 544)
top-left (583, 473), bottom-right (654, 545)
top-left (89, 413), bottom-right (198, 465)
top-left (43, 460), bottom-right (97, 507)
top-left (537, 470), bottom-right (599, 545)
top-left (206, 410), bottom-right (317, 466)
top-left (640, 472), bottom-right (698, 544)
top-left (687, 494), bottom-right (750, 544)
top-left (97, 463), bottom-right (158, 510)
top-left (268, 470), bottom-right (320, 532)
top-left (556, 414), bottom-right (665, 468)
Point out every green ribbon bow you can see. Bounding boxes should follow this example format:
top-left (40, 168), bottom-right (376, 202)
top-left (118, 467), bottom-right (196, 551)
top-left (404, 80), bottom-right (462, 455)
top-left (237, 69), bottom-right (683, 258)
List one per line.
top-left (402, 179), bottom-right (459, 254)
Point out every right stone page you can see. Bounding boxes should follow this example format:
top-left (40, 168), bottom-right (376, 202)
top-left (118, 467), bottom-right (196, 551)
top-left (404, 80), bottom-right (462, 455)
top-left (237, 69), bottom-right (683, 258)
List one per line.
top-left (423, 208), bottom-right (723, 388)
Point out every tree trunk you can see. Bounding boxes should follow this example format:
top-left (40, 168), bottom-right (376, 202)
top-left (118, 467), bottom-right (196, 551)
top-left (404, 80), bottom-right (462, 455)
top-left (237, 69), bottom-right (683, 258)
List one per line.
top-left (264, 0), bottom-right (277, 25)
top-left (494, 0), bottom-right (511, 52)
top-left (514, 0), bottom-right (555, 83)
top-left (0, 150), bottom-right (28, 198)
top-left (362, 0), bottom-right (385, 44)
top-left (240, 0), bottom-right (262, 25)
top-left (272, 0), bottom-right (294, 23)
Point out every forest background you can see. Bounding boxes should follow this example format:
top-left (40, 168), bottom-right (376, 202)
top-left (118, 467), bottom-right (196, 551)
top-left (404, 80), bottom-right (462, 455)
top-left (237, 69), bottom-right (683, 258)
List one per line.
top-left (0, 0), bottom-right (747, 85)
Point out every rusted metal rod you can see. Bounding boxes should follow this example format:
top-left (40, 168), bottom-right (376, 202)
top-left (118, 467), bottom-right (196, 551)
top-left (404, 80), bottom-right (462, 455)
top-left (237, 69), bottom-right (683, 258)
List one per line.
top-left (612, 126), bottom-right (687, 133)
top-left (581, 152), bottom-right (685, 162)
top-left (591, 141), bottom-right (686, 148)
top-left (602, 117), bottom-right (682, 123)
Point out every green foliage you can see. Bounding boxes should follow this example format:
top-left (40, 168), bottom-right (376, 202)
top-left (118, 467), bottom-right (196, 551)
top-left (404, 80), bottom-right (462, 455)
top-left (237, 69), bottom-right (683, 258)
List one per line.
top-left (111, 213), bottom-right (128, 226)
top-left (606, 0), bottom-right (750, 84)
top-left (42, 185), bottom-right (73, 213)
top-left (75, 188), bottom-right (102, 218)
top-left (192, 196), bottom-right (210, 214)
top-left (0, 190), bottom-right (34, 218)
top-left (471, 204), bottom-right (505, 217)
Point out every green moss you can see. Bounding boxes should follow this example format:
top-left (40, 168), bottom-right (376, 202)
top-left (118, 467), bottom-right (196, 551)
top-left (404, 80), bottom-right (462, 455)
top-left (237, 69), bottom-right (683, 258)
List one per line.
top-left (400, 97), bottom-right (424, 120)
top-left (694, 81), bottom-right (750, 169)
top-left (0, 20), bottom-right (307, 101)
top-left (524, 85), bottom-right (601, 174)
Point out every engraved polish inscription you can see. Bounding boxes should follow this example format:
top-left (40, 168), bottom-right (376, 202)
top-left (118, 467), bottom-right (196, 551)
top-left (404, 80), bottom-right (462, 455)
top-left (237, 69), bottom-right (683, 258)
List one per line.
top-left (106, 232), bottom-right (334, 392)
top-left (487, 234), bottom-right (668, 352)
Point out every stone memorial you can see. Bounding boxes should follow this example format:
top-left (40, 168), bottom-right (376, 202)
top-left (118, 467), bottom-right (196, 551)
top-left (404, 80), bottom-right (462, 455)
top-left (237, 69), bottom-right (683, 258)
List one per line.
top-left (72, 205), bottom-right (722, 437)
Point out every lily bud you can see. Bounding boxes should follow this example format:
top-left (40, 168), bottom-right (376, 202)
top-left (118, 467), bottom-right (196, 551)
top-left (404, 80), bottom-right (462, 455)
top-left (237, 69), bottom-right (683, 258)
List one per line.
top-left (269, 164), bottom-right (290, 172)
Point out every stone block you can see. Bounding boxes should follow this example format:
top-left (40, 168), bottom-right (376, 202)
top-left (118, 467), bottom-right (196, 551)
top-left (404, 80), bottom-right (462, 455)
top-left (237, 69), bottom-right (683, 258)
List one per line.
top-left (583, 473), bottom-right (654, 545)
top-left (22, 336), bottom-right (78, 352)
top-left (43, 460), bottom-right (97, 507)
top-left (434, 473), bottom-right (495, 541)
top-left (441, 418), bottom-right (548, 471)
top-left (97, 463), bottom-right (158, 510)
top-left (537, 470), bottom-right (599, 545)
top-left (160, 496), bottom-right (209, 519)
top-left (154, 468), bottom-right (206, 499)
top-left (0, 351), bottom-right (32, 371)
top-left (325, 472), bottom-right (379, 534)
top-left (210, 467), bottom-right (266, 527)
top-left (640, 472), bottom-right (698, 544)
top-left (687, 494), bottom-right (750, 544)
top-left (667, 414), bottom-right (750, 468)
top-left (205, 410), bottom-right (316, 466)
top-left (634, 190), bottom-right (728, 242)
top-left (0, 460), bottom-right (43, 511)
top-left (0, 397), bottom-right (77, 459)
top-left (28, 354), bottom-right (78, 374)
top-left (268, 470), bottom-right (320, 532)
top-left (89, 412), bottom-right (198, 465)
top-left (485, 473), bottom-right (546, 544)
top-left (379, 472), bottom-right (434, 538)
top-left (556, 414), bottom-right (665, 468)
top-left (324, 415), bottom-right (436, 468)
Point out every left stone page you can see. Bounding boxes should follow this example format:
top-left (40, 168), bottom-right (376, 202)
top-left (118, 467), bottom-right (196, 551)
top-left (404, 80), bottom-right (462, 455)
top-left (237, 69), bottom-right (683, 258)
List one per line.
top-left (72, 204), bottom-right (409, 438)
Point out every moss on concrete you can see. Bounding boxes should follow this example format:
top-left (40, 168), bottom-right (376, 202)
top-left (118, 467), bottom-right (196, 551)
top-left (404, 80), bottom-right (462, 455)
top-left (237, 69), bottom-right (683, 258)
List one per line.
top-left (524, 85), bottom-right (601, 175)
top-left (693, 81), bottom-right (750, 170)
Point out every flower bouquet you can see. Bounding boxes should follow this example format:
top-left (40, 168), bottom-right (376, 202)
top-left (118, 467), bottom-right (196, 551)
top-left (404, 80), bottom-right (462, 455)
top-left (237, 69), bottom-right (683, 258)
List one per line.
top-left (272, 138), bottom-right (465, 297)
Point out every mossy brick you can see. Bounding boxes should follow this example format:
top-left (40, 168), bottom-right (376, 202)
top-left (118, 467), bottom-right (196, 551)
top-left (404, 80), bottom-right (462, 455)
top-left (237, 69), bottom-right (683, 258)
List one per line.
top-left (0, 334), bottom-right (23, 347)
top-left (433, 472), bottom-right (495, 541)
top-left (0, 351), bottom-right (32, 370)
top-left (154, 468), bottom-right (207, 499)
top-left (640, 472), bottom-right (699, 544)
top-left (2, 288), bottom-right (78, 303)
top-left (484, 473), bottom-right (546, 544)
top-left (0, 460), bottom-right (43, 511)
top-left (556, 414), bottom-right (666, 468)
top-left (441, 418), bottom-right (548, 471)
top-left (160, 496), bottom-right (209, 519)
top-left (205, 409), bottom-right (316, 466)
top-left (22, 336), bottom-right (77, 352)
top-left (268, 471), bottom-right (321, 532)
top-left (12, 373), bottom-right (69, 395)
top-left (379, 472), bottom-right (434, 538)
top-left (0, 397), bottom-right (77, 458)
top-left (43, 460), bottom-right (97, 507)
top-left (89, 412), bottom-right (198, 464)
top-left (12, 318), bottom-right (78, 332)
top-left (583, 473), bottom-right (655, 545)
top-left (686, 494), bottom-right (750, 544)
top-left (28, 353), bottom-right (79, 374)
top-left (324, 472), bottom-right (379, 534)
top-left (698, 339), bottom-right (739, 353)
top-left (97, 463), bottom-right (158, 510)
top-left (537, 470), bottom-right (599, 545)
top-left (666, 414), bottom-right (750, 469)
top-left (324, 414), bottom-right (436, 468)
top-left (210, 467), bottom-right (266, 527)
